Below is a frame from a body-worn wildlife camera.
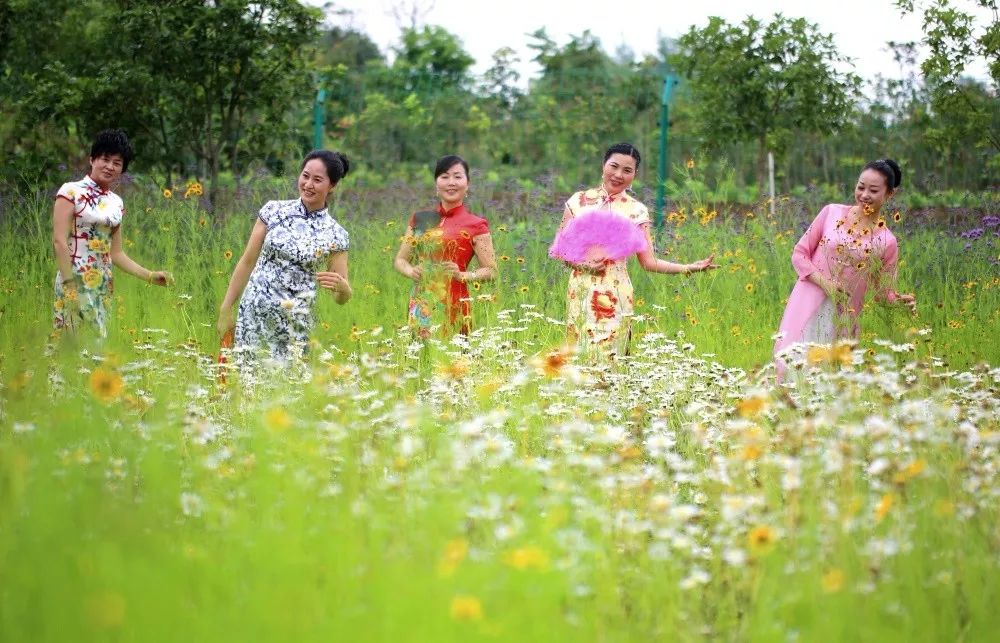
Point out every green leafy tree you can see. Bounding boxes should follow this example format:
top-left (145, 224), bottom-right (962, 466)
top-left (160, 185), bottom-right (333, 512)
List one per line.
top-left (895, 0), bottom-right (999, 165)
top-left (480, 47), bottom-right (522, 111)
top-left (117, 0), bottom-right (321, 201)
top-left (392, 25), bottom-right (475, 92)
top-left (316, 24), bottom-right (384, 70)
top-left (1, 0), bottom-right (141, 186)
top-left (1, 0), bottom-right (320, 199)
top-left (508, 30), bottom-right (662, 184)
top-left (338, 25), bottom-right (480, 168)
top-left (674, 14), bottom-right (861, 185)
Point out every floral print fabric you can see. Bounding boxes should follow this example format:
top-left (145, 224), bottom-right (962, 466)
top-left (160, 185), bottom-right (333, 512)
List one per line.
top-left (235, 199), bottom-right (349, 369)
top-left (563, 187), bottom-right (651, 356)
top-left (53, 176), bottom-right (124, 337)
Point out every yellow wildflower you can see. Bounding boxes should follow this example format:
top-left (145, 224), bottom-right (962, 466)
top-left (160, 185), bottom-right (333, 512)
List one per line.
top-left (437, 358), bottom-right (470, 380)
top-left (264, 407), bottom-right (292, 433)
top-left (747, 525), bottom-right (777, 555)
top-left (437, 538), bottom-right (468, 577)
top-left (504, 545), bottom-right (549, 571)
top-left (821, 568), bottom-right (845, 593)
top-left (530, 347), bottom-right (574, 378)
top-left (89, 368), bottom-right (124, 403)
top-left (450, 595), bottom-right (483, 621)
top-left (736, 394), bottom-right (768, 418)
top-left (875, 493), bottom-right (895, 522)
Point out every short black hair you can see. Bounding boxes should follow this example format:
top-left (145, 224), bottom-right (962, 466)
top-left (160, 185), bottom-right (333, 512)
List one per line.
top-left (863, 158), bottom-right (902, 190)
top-left (90, 129), bottom-right (134, 172)
top-left (603, 142), bottom-right (641, 168)
top-left (302, 150), bottom-right (350, 184)
top-left (434, 155), bottom-right (469, 179)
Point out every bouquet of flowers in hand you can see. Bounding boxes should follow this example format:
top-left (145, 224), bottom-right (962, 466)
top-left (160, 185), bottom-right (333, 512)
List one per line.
top-left (407, 210), bottom-right (450, 338)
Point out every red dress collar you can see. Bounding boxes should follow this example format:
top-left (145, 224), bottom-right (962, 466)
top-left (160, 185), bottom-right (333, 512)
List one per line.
top-left (437, 202), bottom-right (467, 218)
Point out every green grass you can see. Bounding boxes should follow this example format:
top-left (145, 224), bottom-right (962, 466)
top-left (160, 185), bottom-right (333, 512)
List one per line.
top-left (0, 178), bottom-right (998, 642)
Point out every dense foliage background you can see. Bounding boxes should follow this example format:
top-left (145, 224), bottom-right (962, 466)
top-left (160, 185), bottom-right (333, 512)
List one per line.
top-left (1, 0), bottom-right (997, 204)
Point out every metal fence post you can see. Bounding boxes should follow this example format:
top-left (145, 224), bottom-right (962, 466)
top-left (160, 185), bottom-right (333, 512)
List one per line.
top-left (655, 73), bottom-right (678, 230)
top-left (313, 85), bottom-right (327, 150)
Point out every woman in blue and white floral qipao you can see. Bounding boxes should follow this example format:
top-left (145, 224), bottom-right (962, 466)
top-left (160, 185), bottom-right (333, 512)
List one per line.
top-left (217, 151), bottom-right (352, 378)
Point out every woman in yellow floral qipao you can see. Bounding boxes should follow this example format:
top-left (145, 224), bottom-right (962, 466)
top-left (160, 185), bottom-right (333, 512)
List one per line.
top-left (52, 130), bottom-right (171, 337)
top-left (557, 143), bottom-right (716, 356)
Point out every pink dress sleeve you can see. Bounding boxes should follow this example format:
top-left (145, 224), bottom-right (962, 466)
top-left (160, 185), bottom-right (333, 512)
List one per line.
top-left (791, 205), bottom-right (831, 281)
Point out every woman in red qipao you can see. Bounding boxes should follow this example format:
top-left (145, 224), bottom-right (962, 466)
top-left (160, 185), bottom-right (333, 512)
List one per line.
top-left (394, 155), bottom-right (497, 338)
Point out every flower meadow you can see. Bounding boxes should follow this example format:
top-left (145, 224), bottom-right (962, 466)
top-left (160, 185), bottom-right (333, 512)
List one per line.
top-left (1, 175), bottom-right (998, 642)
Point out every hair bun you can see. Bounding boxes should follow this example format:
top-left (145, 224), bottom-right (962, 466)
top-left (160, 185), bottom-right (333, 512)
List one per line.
top-left (864, 158), bottom-right (902, 190)
top-left (335, 152), bottom-right (350, 177)
top-left (882, 158), bottom-right (902, 189)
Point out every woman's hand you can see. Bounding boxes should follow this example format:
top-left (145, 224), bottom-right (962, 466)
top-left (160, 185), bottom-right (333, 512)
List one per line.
top-left (439, 261), bottom-right (460, 279)
top-left (895, 292), bottom-right (917, 315)
top-left (317, 271), bottom-right (350, 293)
top-left (61, 286), bottom-right (82, 330)
top-left (407, 265), bottom-right (424, 281)
top-left (687, 254), bottom-right (718, 273)
top-left (149, 271), bottom-right (173, 286)
top-left (565, 258), bottom-right (607, 276)
top-left (815, 275), bottom-right (847, 299)
top-left (217, 307), bottom-right (236, 338)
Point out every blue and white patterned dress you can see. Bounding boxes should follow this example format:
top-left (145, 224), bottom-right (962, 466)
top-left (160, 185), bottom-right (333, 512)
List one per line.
top-left (235, 199), bottom-right (349, 369)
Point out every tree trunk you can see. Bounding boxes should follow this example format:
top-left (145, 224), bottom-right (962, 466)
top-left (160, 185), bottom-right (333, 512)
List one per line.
top-left (756, 134), bottom-right (768, 191)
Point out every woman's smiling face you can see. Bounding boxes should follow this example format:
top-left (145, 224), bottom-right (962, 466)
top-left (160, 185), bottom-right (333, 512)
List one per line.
top-left (436, 163), bottom-right (469, 207)
top-left (602, 153), bottom-right (637, 195)
top-left (854, 168), bottom-right (893, 215)
top-left (298, 159), bottom-right (333, 210)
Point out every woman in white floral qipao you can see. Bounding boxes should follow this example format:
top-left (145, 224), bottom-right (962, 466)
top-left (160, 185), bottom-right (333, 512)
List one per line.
top-left (51, 129), bottom-right (171, 338)
top-left (217, 151), bottom-right (352, 374)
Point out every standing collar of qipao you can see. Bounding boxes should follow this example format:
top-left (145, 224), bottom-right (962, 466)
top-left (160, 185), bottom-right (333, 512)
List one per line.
top-left (600, 185), bottom-right (632, 202)
top-left (437, 202), bottom-right (467, 218)
top-left (82, 175), bottom-right (109, 194)
top-left (584, 185), bottom-right (631, 205)
top-left (299, 199), bottom-right (329, 218)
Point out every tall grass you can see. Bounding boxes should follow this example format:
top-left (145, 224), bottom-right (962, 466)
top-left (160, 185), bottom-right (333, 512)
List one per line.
top-left (0, 175), bottom-right (997, 642)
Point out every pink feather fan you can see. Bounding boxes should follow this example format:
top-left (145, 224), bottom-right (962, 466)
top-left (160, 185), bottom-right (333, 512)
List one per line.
top-left (549, 210), bottom-right (649, 264)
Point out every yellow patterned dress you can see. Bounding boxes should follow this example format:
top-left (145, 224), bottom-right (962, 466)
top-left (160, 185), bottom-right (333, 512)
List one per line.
top-left (562, 186), bottom-right (651, 356)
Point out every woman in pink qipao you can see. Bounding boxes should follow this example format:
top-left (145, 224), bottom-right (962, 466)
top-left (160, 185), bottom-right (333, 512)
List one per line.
top-left (774, 159), bottom-right (917, 377)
